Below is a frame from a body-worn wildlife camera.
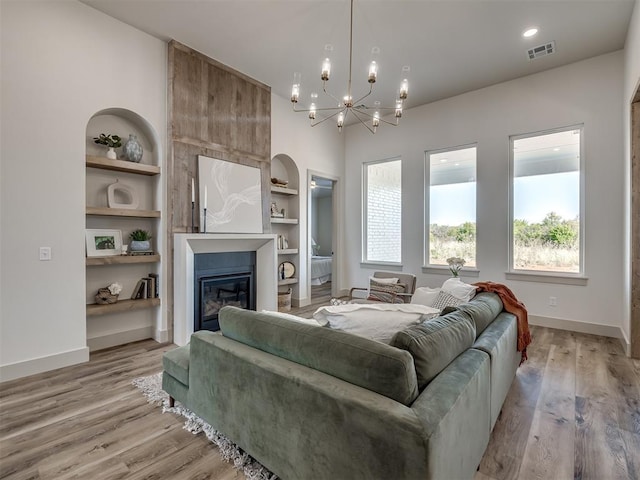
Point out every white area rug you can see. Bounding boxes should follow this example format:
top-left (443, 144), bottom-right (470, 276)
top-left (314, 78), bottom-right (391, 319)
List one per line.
top-left (133, 373), bottom-right (277, 480)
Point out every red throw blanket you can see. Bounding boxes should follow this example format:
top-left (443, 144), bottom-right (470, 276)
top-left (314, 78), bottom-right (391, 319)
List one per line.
top-left (473, 281), bottom-right (532, 364)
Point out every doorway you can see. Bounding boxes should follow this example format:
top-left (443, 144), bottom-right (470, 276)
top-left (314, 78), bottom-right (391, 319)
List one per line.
top-left (308, 172), bottom-right (339, 301)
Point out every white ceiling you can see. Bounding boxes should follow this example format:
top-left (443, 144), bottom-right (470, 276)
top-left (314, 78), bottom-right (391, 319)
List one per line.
top-left (82, 0), bottom-right (634, 115)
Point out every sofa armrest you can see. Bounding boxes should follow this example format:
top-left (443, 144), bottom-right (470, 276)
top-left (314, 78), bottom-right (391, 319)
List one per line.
top-left (411, 348), bottom-right (491, 479)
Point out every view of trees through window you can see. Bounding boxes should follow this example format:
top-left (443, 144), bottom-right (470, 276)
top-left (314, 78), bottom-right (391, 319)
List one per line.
top-left (427, 146), bottom-right (477, 267)
top-left (511, 127), bottom-right (582, 273)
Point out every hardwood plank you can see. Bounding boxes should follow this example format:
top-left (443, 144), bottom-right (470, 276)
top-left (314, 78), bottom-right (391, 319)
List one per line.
top-left (86, 156), bottom-right (160, 176)
top-left (574, 396), bottom-right (631, 479)
top-left (86, 298), bottom-right (160, 317)
top-left (86, 206), bottom-right (161, 218)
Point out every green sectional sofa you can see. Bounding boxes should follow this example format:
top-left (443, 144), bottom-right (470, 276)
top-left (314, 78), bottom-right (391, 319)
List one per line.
top-left (162, 292), bottom-right (521, 480)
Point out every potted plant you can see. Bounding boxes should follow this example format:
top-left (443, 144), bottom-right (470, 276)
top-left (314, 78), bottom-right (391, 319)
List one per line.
top-left (129, 229), bottom-right (152, 252)
top-left (93, 133), bottom-right (122, 159)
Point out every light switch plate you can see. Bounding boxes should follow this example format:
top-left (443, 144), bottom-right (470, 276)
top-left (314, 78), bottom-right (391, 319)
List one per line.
top-left (39, 247), bottom-right (51, 261)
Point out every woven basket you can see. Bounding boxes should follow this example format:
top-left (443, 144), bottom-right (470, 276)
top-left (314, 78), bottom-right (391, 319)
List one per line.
top-left (277, 288), bottom-right (292, 312)
top-left (95, 288), bottom-right (119, 304)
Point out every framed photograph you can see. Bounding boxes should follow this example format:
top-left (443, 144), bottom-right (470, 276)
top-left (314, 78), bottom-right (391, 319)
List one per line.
top-left (86, 229), bottom-right (123, 257)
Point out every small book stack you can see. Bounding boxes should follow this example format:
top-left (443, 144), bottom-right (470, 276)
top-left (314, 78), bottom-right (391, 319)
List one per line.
top-left (131, 273), bottom-right (160, 300)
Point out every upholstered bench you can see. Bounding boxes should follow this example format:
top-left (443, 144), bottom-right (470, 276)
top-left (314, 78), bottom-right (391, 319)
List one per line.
top-left (162, 344), bottom-right (190, 407)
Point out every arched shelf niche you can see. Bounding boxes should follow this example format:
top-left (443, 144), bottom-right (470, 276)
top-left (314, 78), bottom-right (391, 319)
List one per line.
top-left (270, 153), bottom-right (301, 308)
top-left (84, 107), bottom-right (164, 350)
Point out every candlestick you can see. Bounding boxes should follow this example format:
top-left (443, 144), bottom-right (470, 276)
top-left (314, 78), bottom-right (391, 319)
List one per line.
top-left (203, 207), bottom-right (207, 234)
top-left (204, 185), bottom-right (208, 207)
top-left (191, 178), bottom-right (195, 203)
top-left (191, 201), bottom-right (195, 233)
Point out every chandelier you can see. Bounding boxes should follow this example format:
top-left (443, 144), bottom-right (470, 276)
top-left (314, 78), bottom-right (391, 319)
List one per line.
top-left (290, 0), bottom-right (409, 134)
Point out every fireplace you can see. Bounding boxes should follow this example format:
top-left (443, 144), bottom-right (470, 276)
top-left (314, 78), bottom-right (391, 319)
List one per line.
top-left (174, 233), bottom-right (277, 346)
top-left (194, 251), bottom-right (256, 332)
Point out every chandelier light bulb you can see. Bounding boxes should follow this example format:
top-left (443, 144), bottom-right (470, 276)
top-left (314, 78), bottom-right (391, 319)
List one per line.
top-left (399, 79), bottom-right (409, 100)
top-left (368, 61), bottom-right (378, 83)
top-left (395, 100), bottom-right (403, 118)
top-left (309, 103), bottom-right (316, 120)
top-left (337, 111), bottom-right (344, 132)
top-left (291, 72), bottom-right (301, 103)
top-left (372, 111), bottom-right (380, 132)
top-left (321, 58), bottom-right (331, 81)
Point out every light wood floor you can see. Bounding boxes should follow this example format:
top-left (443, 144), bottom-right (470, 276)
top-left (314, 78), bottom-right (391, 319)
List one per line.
top-left (1, 300), bottom-right (639, 479)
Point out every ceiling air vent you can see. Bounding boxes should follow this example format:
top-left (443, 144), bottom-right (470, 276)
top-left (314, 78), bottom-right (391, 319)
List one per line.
top-left (527, 41), bottom-right (555, 60)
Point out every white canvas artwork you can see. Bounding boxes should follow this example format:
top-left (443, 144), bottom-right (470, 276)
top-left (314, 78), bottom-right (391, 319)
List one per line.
top-left (198, 155), bottom-right (263, 233)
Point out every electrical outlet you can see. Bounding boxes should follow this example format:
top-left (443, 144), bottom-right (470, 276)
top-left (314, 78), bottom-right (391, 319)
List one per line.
top-left (549, 296), bottom-right (557, 307)
top-left (39, 247), bottom-right (51, 261)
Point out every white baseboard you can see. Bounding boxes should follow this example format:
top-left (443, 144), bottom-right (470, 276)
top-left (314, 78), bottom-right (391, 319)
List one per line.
top-left (529, 315), bottom-right (624, 340)
top-left (154, 328), bottom-right (171, 344)
top-left (294, 297), bottom-right (311, 308)
top-left (620, 327), bottom-right (632, 356)
top-left (87, 326), bottom-right (154, 351)
top-left (0, 346), bottom-right (90, 383)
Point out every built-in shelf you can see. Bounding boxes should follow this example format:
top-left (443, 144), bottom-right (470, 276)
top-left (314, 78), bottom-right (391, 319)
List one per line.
top-left (86, 206), bottom-right (161, 218)
top-left (278, 278), bottom-right (298, 286)
top-left (271, 185), bottom-right (298, 196)
top-left (86, 297), bottom-right (161, 316)
top-left (270, 217), bottom-right (298, 225)
top-left (86, 254), bottom-right (160, 266)
top-left (277, 249), bottom-right (298, 255)
top-left (86, 155), bottom-right (161, 176)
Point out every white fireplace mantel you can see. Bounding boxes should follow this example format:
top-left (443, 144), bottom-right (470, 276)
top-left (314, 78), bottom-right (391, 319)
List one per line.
top-left (173, 233), bottom-right (278, 346)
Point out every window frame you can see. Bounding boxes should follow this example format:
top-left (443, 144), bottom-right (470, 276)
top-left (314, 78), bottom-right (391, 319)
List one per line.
top-left (507, 124), bottom-right (586, 282)
top-left (361, 156), bottom-right (403, 266)
top-left (423, 143), bottom-right (478, 275)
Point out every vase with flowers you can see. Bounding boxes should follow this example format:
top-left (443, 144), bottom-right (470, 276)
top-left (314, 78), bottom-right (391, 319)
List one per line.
top-left (446, 257), bottom-right (465, 277)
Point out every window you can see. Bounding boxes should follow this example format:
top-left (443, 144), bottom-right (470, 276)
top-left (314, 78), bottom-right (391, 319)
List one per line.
top-left (363, 158), bottom-right (402, 264)
top-left (426, 146), bottom-right (477, 267)
top-left (510, 126), bottom-right (583, 274)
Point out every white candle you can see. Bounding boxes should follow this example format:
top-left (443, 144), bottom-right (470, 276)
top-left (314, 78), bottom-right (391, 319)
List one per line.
top-left (191, 178), bottom-right (195, 203)
top-left (204, 185), bottom-right (208, 207)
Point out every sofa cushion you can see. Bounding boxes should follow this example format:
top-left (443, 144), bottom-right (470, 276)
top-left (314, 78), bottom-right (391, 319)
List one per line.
top-left (219, 306), bottom-right (419, 405)
top-left (162, 344), bottom-right (190, 386)
top-left (390, 311), bottom-right (476, 390)
top-left (456, 292), bottom-right (503, 336)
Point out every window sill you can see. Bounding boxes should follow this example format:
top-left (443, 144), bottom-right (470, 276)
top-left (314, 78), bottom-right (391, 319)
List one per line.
top-left (421, 265), bottom-right (480, 278)
top-left (360, 261), bottom-right (403, 271)
top-left (505, 271), bottom-right (588, 286)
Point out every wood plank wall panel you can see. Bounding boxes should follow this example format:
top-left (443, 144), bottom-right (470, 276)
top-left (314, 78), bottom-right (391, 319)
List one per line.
top-left (632, 94), bottom-right (639, 359)
top-left (166, 40), bottom-right (271, 339)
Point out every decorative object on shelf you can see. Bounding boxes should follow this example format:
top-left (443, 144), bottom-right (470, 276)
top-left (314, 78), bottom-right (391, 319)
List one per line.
top-left (86, 229), bottom-right (123, 257)
top-left (278, 288), bottom-right (292, 312)
top-left (290, 0), bottom-right (409, 134)
top-left (279, 261), bottom-right (295, 280)
top-left (107, 180), bottom-right (139, 209)
top-left (270, 201), bottom-right (285, 218)
top-left (121, 244), bottom-right (129, 255)
top-left (277, 234), bottom-right (289, 250)
top-left (271, 177), bottom-right (289, 187)
top-left (94, 282), bottom-right (123, 304)
top-left (123, 134), bottom-right (143, 163)
top-left (129, 229), bottom-right (152, 252)
top-left (93, 133), bottom-right (122, 159)
top-left (198, 155), bottom-right (262, 234)
top-left (446, 257), bottom-right (466, 277)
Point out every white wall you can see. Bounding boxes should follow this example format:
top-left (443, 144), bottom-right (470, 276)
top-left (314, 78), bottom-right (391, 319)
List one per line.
top-left (0, 1), bottom-right (167, 380)
top-left (344, 51), bottom-right (625, 337)
top-left (622, 1), bottom-right (640, 349)
top-left (271, 95), bottom-right (344, 304)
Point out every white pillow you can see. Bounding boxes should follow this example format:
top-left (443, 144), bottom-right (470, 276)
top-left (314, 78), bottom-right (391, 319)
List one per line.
top-left (441, 278), bottom-right (477, 302)
top-left (369, 276), bottom-right (399, 284)
top-left (431, 290), bottom-right (465, 310)
top-left (261, 310), bottom-right (322, 326)
top-left (410, 287), bottom-right (441, 307)
top-left (312, 303), bottom-right (439, 344)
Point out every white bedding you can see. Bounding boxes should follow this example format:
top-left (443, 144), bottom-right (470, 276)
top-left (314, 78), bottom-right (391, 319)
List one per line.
top-left (311, 255), bottom-right (332, 285)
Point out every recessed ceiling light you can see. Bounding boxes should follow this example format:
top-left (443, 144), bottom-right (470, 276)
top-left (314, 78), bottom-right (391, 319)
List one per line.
top-left (553, 147), bottom-right (560, 151)
top-left (523, 28), bottom-right (538, 38)
top-left (440, 159), bottom-right (448, 163)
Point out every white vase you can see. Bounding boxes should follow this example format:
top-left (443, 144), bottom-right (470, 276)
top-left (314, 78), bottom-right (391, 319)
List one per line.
top-left (106, 147), bottom-right (117, 160)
